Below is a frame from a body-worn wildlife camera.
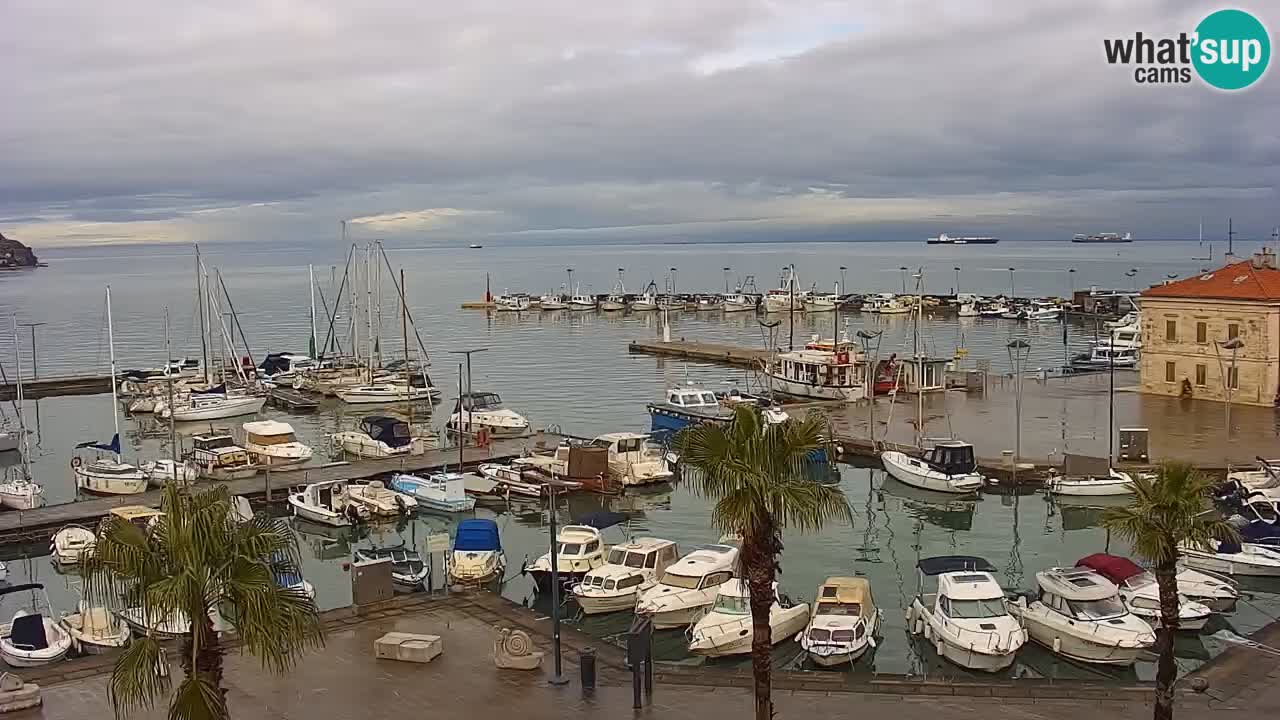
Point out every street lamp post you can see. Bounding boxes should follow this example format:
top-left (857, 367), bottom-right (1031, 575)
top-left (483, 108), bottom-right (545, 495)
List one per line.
top-left (546, 483), bottom-right (568, 686)
top-left (839, 266), bottom-right (848, 298)
top-left (448, 348), bottom-right (489, 439)
top-left (1124, 268), bottom-right (1138, 292)
top-left (899, 266), bottom-right (908, 295)
top-left (786, 264), bottom-right (796, 351)
top-left (1006, 340), bottom-right (1031, 484)
top-left (1008, 267), bottom-right (1016, 300)
top-left (1067, 268), bottom-right (1076, 297)
top-left (723, 267), bottom-right (732, 294)
top-left (1216, 336), bottom-right (1246, 437)
top-left (954, 266), bottom-right (961, 297)
top-left (858, 330), bottom-right (884, 445)
top-left (670, 267), bottom-right (678, 295)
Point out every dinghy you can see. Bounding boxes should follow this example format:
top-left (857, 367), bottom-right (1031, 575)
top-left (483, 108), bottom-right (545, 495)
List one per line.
top-left (1179, 538), bottom-right (1280, 577)
top-left (59, 604), bottom-right (131, 654)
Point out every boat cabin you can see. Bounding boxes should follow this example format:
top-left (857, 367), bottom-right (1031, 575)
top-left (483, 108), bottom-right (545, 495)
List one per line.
top-left (453, 392), bottom-right (504, 413)
top-left (899, 357), bottom-right (949, 393)
top-left (592, 432), bottom-right (662, 463)
top-left (360, 416), bottom-right (412, 449)
top-left (243, 420), bottom-right (300, 446)
top-left (774, 348), bottom-right (867, 393)
top-left (303, 480), bottom-right (352, 510)
top-left (813, 576), bottom-right (874, 621)
top-left (934, 572), bottom-right (1008, 619)
top-left (923, 441), bottom-right (977, 476)
top-left (555, 525), bottom-right (604, 559)
top-left (663, 388), bottom-right (720, 409)
top-left (656, 545), bottom-right (738, 590)
top-left (603, 537), bottom-right (678, 573)
top-left (1035, 567), bottom-right (1128, 621)
top-left (188, 433), bottom-right (251, 469)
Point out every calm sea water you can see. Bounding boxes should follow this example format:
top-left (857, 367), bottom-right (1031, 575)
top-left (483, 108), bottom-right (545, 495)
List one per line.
top-left (0, 239), bottom-right (1272, 680)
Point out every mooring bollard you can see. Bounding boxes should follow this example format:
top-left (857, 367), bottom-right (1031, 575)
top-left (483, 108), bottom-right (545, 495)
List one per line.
top-left (579, 647), bottom-right (596, 694)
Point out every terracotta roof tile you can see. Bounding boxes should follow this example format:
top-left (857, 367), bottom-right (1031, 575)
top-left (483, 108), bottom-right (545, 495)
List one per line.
top-left (1141, 257), bottom-right (1280, 301)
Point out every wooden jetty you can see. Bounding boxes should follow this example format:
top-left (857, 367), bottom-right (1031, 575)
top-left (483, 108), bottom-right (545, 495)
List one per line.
top-left (267, 388), bottom-right (320, 414)
top-left (628, 339), bottom-right (771, 368)
top-left (0, 431), bottom-right (571, 552)
top-left (0, 373), bottom-right (112, 401)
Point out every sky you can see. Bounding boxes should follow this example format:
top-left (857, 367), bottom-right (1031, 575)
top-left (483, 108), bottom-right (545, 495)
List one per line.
top-left (2, 0), bottom-right (1277, 247)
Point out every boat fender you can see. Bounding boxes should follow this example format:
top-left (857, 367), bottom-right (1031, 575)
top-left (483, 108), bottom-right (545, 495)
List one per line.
top-left (922, 623), bottom-right (931, 641)
top-left (1053, 637), bottom-right (1061, 654)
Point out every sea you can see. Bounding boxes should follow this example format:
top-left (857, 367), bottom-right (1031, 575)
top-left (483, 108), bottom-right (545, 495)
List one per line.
top-left (0, 238), bottom-right (1273, 681)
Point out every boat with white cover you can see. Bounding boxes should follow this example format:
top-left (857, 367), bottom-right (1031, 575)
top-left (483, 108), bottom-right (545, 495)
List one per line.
top-left (0, 584), bottom-right (72, 667)
top-left (798, 576), bottom-right (881, 667)
top-left (524, 524), bottom-right (610, 592)
top-left (388, 472), bottom-right (476, 513)
top-left (571, 538), bottom-right (679, 615)
top-left (1008, 566), bottom-right (1155, 666)
top-left (287, 479), bottom-right (369, 527)
top-left (906, 556), bottom-right (1026, 672)
top-left (346, 480), bottom-right (417, 517)
top-left (635, 544), bottom-right (740, 629)
top-left (882, 441), bottom-right (984, 494)
top-left (1046, 468), bottom-right (1136, 496)
top-left (331, 415), bottom-right (413, 459)
top-left (59, 602), bottom-right (130, 654)
top-left (687, 580), bottom-right (809, 658)
top-left (447, 392), bottom-right (530, 438)
top-left (1076, 554), bottom-right (1212, 631)
top-left (1179, 538), bottom-right (1280, 577)
top-left (243, 420), bottom-right (313, 467)
top-left (448, 519), bottom-right (505, 584)
top-left (50, 526), bottom-right (97, 567)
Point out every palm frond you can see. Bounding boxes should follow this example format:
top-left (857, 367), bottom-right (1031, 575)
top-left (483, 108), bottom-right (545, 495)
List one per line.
top-left (108, 634), bottom-right (170, 719)
top-left (1102, 462), bottom-right (1240, 566)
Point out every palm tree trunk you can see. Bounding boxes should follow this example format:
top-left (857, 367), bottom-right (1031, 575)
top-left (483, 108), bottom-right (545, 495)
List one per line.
top-left (1153, 561), bottom-right (1179, 720)
top-left (743, 526), bottom-right (777, 720)
top-left (195, 613), bottom-right (226, 702)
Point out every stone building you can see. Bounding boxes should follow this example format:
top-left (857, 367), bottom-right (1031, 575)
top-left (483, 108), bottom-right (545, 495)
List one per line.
top-left (1139, 248), bottom-right (1280, 406)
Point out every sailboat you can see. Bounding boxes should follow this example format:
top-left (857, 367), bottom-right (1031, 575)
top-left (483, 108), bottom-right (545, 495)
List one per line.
top-left (73, 288), bottom-right (148, 496)
top-left (0, 316), bottom-right (44, 509)
top-left (880, 271), bottom-right (985, 494)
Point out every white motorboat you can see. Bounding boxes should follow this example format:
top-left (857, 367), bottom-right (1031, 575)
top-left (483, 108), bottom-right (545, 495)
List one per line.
top-left (567, 287), bottom-right (596, 311)
top-left (140, 458), bottom-right (199, 487)
top-left (50, 526), bottom-right (97, 567)
top-left (335, 383), bottom-right (429, 404)
top-left (539, 291), bottom-right (568, 311)
top-left (630, 286), bottom-right (659, 311)
top-left (592, 433), bottom-right (673, 486)
top-left (494, 293), bottom-right (531, 312)
top-left (1008, 567), bottom-right (1155, 666)
top-left (1020, 301), bottom-right (1062, 321)
top-left (1105, 311), bottom-right (1139, 330)
top-left (957, 302), bottom-right (980, 317)
top-left (446, 392), bottom-right (530, 438)
top-left (59, 603), bottom-right (130, 654)
top-left (723, 293), bottom-right (756, 312)
top-left (346, 479), bottom-right (417, 517)
top-left (1071, 344), bottom-right (1139, 370)
top-left (765, 338), bottom-right (868, 402)
top-left (636, 545), bottom-right (740, 629)
top-left (524, 524), bottom-right (609, 592)
top-left (388, 472), bottom-right (476, 513)
top-left (0, 477), bottom-right (44, 510)
top-left (1076, 554), bottom-right (1213, 631)
top-left (1046, 469), bottom-right (1135, 496)
top-left (571, 538), bottom-right (679, 615)
top-left (168, 390), bottom-right (266, 422)
top-left (287, 479), bottom-right (370, 527)
top-left (865, 293), bottom-right (911, 314)
top-left (798, 576), bottom-right (881, 667)
top-left (243, 420), bottom-right (313, 467)
top-left (656, 295), bottom-right (683, 311)
top-left (600, 295), bottom-right (627, 311)
top-left (881, 441), bottom-right (984, 494)
top-left (906, 556), bottom-right (1026, 672)
top-left (448, 519), bottom-right (505, 584)
top-left (331, 415), bottom-right (413, 459)
top-left (185, 433), bottom-right (259, 480)
top-left (979, 302), bottom-right (1010, 317)
top-left (0, 584), bottom-right (73, 667)
top-left (74, 456), bottom-right (149, 496)
top-left (1179, 539), bottom-right (1280, 577)
top-left (687, 580), bottom-right (809, 658)
top-left (477, 463), bottom-right (548, 499)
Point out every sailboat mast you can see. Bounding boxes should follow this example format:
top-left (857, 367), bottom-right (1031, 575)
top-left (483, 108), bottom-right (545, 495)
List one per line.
top-left (402, 268), bottom-right (411, 425)
top-left (196, 244), bottom-right (209, 384)
top-left (11, 316), bottom-right (30, 479)
top-left (374, 243), bottom-right (383, 370)
top-left (165, 307), bottom-right (177, 466)
top-left (365, 243), bottom-right (374, 382)
top-left (105, 286), bottom-right (121, 462)
top-left (914, 272), bottom-right (923, 448)
top-left (309, 263), bottom-right (318, 358)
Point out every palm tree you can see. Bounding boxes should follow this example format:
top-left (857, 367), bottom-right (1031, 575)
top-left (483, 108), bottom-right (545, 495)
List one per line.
top-left (676, 405), bottom-right (852, 720)
top-left (81, 483), bottom-right (324, 720)
top-left (1101, 462), bottom-right (1238, 720)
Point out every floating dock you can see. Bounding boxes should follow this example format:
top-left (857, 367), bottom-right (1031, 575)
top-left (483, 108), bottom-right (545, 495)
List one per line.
top-left (627, 339), bottom-right (771, 368)
top-left (267, 388), bottom-right (320, 414)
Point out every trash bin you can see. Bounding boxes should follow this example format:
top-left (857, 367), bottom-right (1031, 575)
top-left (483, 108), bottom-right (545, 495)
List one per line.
top-left (580, 647), bottom-right (596, 691)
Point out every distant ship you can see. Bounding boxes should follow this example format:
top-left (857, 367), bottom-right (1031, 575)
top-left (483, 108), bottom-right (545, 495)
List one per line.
top-left (468, 243), bottom-right (483, 249)
top-left (1072, 232), bottom-right (1133, 243)
top-left (926, 233), bottom-right (999, 245)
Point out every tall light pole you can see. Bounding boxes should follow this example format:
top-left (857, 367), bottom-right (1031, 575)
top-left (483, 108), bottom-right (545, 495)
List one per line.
top-left (1008, 267), bottom-right (1016, 300)
top-left (1216, 336), bottom-right (1245, 437)
top-left (1006, 340), bottom-right (1031, 484)
top-left (723, 266), bottom-right (732, 294)
top-left (1067, 268), bottom-right (1076, 297)
top-left (839, 266), bottom-right (848, 298)
top-left (546, 483), bottom-right (568, 686)
top-left (670, 267), bottom-right (678, 295)
top-left (786, 264), bottom-right (796, 351)
top-left (858, 330), bottom-right (883, 445)
top-left (899, 266), bottom-right (908, 294)
top-left (953, 266), bottom-right (961, 297)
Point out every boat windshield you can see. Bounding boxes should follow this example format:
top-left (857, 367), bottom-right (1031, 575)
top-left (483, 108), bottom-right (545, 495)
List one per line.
top-left (815, 601), bottom-right (861, 617)
top-left (558, 543), bottom-right (582, 556)
top-left (606, 548), bottom-right (626, 564)
top-left (946, 598), bottom-right (1006, 619)
top-left (624, 552), bottom-right (646, 569)
top-left (1067, 596), bottom-right (1127, 621)
top-left (249, 433), bottom-right (297, 446)
top-left (713, 594), bottom-right (750, 615)
top-left (659, 572), bottom-right (701, 590)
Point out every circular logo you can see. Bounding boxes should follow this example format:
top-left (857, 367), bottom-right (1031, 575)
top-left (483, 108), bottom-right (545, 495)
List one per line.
top-left (1193, 9), bottom-right (1271, 90)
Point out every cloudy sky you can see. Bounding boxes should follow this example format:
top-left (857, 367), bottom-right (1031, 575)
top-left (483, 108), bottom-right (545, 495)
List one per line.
top-left (2, 0), bottom-right (1276, 247)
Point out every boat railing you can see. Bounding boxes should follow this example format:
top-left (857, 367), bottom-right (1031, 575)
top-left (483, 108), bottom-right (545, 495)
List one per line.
top-left (938, 617), bottom-right (1026, 653)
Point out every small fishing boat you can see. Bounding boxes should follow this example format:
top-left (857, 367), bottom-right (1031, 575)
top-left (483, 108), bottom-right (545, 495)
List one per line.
top-left (494, 293), bottom-right (531, 312)
top-left (50, 526), bottom-right (97, 567)
top-left (646, 385), bottom-right (736, 439)
top-left (567, 287), bottom-right (596, 311)
top-left (354, 546), bottom-right (429, 590)
top-left (571, 538), bottom-right (679, 615)
top-left (388, 472), bottom-right (476, 512)
top-left (881, 441), bottom-right (984, 494)
top-left (185, 433), bottom-right (259, 480)
top-left (287, 479), bottom-right (369, 527)
top-left (636, 544), bottom-right (739, 629)
top-left (1008, 567), bottom-right (1155, 666)
top-left (539, 291), bottom-right (568, 311)
top-left (1046, 468), bottom-right (1135, 496)
top-left (695, 296), bottom-right (724, 312)
top-left (1178, 538), bottom-right (1280, 577)
top-left (140, 458), bottom-right (199, 487)
top-left (346, 479), bottom-right (417, 517)
top-left (446, 392), bottom-right (530, 438)
top-left (59, 603), bottom-right (130, 655)
top-left (524, 523), bottom-right (611, 592)
top-left (630, 285), bottom-right (659, 311)
top-left (0, 584), bottom-right (73, 667)
top-left (906, 556), bottom-right (1026, 672)
top-left (957, 301), bottom-right (980, 317)
top-left (1075, 554), bottom-right (1212, 630)
top-left (687, 580), bottom-right (809, 658)
top-left (330, 415), bottom-right (413, 459)
top-left (802, 292), bottom-right (839, 313)
top-left (593, 432), bottom-right (674, 486)
top-left (448, 519), bottom-right (505, 584)
top-left (979, 302), bottom-right (1010, 317)
top-left (798, 576), bottom-right (881, 667)
top-left (335, 383), bottom-right (430, 404)
top-left (1020, 300), bottom-right (1062, 321)
top-left (723, 293), bottom-right (756, 312)
top-left (243, 420), bottom-right (313, 467)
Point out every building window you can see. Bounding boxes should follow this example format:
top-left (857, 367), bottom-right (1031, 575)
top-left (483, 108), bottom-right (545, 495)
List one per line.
top-left (1165, 320), bottom-right (1178, 342)
top-left (1196, 321), bottom-right (1207, 344)
top-left (1228, 366), bottom-right (1239, 390)
top-left (1165, 361), bottom-right (1176, 382)
top-left (1228, 322), bottom-right (1240, 340)
top-left (1195, 364), bottom-right (1207, 386)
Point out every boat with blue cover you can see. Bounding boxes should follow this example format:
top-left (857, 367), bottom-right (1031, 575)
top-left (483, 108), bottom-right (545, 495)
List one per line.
top-left (449, 519), bottom-right (505, 584)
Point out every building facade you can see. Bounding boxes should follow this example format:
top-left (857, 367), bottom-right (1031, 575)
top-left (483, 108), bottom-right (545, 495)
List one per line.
top-left (1139, 249), bottom-right (1280, 407)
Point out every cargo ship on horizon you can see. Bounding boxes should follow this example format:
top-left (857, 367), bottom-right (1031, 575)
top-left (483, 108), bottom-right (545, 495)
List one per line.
top-left (1072, 232), bottom-right (1133, 243)
top-left (926, 233), bottom-right (999, 245)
